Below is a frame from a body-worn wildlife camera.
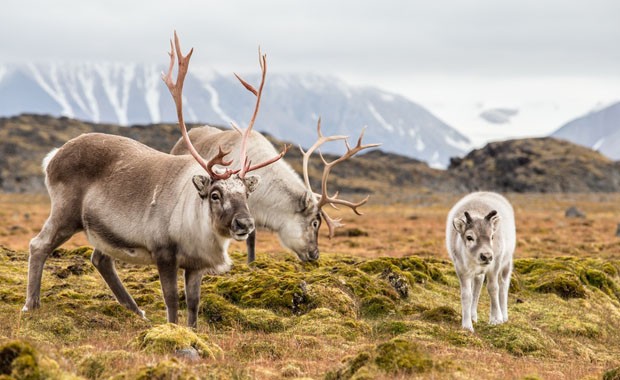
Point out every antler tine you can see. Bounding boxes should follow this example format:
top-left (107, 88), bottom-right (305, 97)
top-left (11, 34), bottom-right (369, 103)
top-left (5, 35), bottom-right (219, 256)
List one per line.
top-left (162, 31), bottom-right (235, 180)
top-left (232, 48), bottom-right (287, 178)
top-left (300, 118), bottom-right (348, 194)
top-left (316, 128), bottom-right (379, 209)
top-left (320, 210), bottom-right (344, 239)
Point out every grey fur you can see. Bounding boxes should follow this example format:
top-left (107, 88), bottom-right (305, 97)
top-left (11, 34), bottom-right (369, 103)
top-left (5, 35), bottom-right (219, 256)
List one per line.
top-left (446, 192), bottom-right (516, 332)
top-left (171, 126), bottom-right (321, 262)
top-left (22, 132), bottom-right (258, 328)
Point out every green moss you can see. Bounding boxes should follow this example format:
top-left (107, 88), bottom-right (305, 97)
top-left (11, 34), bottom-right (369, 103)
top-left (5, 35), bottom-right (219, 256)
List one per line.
top-left (200, 294), bottom-right (246, 327)
top-left (307, 284), bottom-right (357, 318)
top-left (374, 338), bottom-right (433, 374)
top-left (134, 360), bottom-right (197, 380)
top-left (0, 340), bottom-right (40, 380)
top-left (603, 366), bottom-right (620, 380)
top-left (241, 309), bottom-right (286, 333)
top-left (325, 351), bottom-right (371, 380)
top-left (420, 306), bottom-right (459, 324)
top-left (78, 350), bottom-right (133, 380)
top-left (532, 272), bottom-right (586, 299)
top-left (291, 308), bottom-right (370, 340)
top-left (359, 295), bottom-right (396, 318)
top-left (479, 323), bottom-right (549, 356)
top-left (135, 324), bottom-right (220, 359)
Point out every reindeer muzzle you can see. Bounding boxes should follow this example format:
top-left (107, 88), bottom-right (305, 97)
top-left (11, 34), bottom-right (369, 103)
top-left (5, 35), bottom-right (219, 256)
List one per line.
top-left (231, 216), bottom-right (255, 241)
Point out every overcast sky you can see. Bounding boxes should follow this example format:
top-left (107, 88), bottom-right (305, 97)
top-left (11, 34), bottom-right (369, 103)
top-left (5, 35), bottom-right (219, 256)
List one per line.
top-left (1, 0), bottom-right (619, 145)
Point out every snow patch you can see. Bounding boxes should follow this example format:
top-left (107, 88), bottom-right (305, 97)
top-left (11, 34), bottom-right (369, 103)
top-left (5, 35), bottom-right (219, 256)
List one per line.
top-left (367, 102), bottom-right (394, 132)
top-left (94, 62), bottom-right (136, 125)
top-left (27, 63), bottom-right (74, 118)
top-left (142, 64), bottom-right (161, 123)
top-left (445, 135), bottom-right (472, 152)
top-left (428, 151), bottom-right (443, 169)
top-left (203, 82), bottom-right (234, 125)
top-left (415, 137), bottom-right (425, 151)
top-left (592, 138), bottom-right (605, 151)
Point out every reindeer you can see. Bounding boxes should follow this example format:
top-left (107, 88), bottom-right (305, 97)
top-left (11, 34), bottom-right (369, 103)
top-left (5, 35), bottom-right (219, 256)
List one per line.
top-left (21, 32), bottom-right (284, 328)
top-left (171, 114), bottom-right (379, 263)
top-left (446, 192), bottom-right (516, 332)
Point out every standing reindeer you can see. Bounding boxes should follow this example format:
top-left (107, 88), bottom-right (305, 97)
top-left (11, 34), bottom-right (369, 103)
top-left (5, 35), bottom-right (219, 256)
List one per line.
top-left (171, 120), bottom-right (379, 263)
top-left (22, 32), bottom-right (284, 328)
top-left (446, 192), bottom-right (516, 332)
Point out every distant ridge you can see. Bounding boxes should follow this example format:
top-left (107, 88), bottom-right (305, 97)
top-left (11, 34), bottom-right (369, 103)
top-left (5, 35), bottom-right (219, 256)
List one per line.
top-left (2, 115), bottom-right (619, 196)
top-left (551, 102), bottom-right (620, 160)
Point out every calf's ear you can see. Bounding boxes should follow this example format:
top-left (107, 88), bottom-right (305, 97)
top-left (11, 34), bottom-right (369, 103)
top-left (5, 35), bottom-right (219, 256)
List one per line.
top-left (453, 217), bottom-right (467, 234)
top-left (485, 210), bottom-right (500, 232)
top-left (192, 175), bottom-right (211, 197)
top-left (243, 175), bottom-right (261, 193)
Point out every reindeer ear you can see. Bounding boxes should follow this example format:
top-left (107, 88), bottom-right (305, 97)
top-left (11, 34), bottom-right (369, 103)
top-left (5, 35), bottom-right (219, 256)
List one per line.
top-left (192, 175), bottom-right (211, 197)
top-left (486, 210), bottom-right (500, 231)
top-left (299, 191), bottom-right (314, 212)
top-left (453, 218), bottom-right (467, 234)
top-left (243, 175), bottom-right (260, 193)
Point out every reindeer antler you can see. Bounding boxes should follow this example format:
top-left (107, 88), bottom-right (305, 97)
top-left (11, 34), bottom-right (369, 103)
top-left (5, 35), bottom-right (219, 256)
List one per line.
top-left (233, 47), bottom-right (288, 178)
top-left (162, 31), bottom-right (237, 180)
top-left (301, 119), bottom-right (380, 238)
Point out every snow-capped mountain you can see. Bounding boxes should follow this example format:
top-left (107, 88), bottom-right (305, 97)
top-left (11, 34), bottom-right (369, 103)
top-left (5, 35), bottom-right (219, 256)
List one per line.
top-left (551, 102), bottom-right (620, 160)
top-left (0, 62), bottom-right (471, 167)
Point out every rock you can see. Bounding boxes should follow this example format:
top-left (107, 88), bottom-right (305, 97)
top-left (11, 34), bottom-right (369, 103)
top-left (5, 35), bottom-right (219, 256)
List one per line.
top-left (565, 206), bottom-right (585, 218)
top-left (175, 347), bottom-right (200, 361)
top-left (616, 224), bottom-right (620, 237)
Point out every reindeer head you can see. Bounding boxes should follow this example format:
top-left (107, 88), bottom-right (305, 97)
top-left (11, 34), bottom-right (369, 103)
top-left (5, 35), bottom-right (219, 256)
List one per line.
top-left (453, 210), bottom-right (500, 266)
top-left (162, 32), bottom-right (285, 241)
top-left (293, 119), bottom-right (379, 261)
top-left (275, 191), bottom-right (322, 262)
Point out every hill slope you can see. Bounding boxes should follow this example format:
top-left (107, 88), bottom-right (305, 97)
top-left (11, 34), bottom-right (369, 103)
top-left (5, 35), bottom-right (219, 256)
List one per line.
top-left (3, 115), bottom-right (620, 195)
top-left (0, 114), bottom-right (454, 197)
top-left (449, 137), bottom-right (620, 192)
top-left (551, 102), bottom-right (620, 160)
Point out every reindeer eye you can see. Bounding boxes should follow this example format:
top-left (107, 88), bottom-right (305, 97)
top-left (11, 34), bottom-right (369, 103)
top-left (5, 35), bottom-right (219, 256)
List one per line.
top-left (210, 192), bottom-right (221, 201)
top-left (466, 236), bottom-right (474, 242)
top-left (312, 219), bottom-right (320, 229)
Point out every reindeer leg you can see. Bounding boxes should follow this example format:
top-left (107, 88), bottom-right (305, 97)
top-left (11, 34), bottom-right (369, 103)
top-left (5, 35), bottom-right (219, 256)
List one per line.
top-left (156, 251), bottom-right (179, 324)
top-left (471, 273), bottom-right (484, 323)
top-left (91, 249), bottom-right (145, 318)
top-left (23, 213), bottom-right (78, 311)
top-left (184, 268), bottom-right (203, 328)
top-left (246, 230), bottom-right (256, 264)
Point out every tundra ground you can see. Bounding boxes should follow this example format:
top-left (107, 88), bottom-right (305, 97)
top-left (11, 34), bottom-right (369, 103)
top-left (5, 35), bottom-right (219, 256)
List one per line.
top-left (1, 193), bottom-right (620, 379)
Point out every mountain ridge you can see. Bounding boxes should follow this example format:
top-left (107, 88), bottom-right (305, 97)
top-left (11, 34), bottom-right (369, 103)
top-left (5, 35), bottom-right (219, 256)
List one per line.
top-left (0, 62), bottom-right (471, 167)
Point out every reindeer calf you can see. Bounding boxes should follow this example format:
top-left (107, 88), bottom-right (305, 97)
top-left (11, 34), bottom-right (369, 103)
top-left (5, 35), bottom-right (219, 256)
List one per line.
top-left (446, 192), bottom-right (516, 332)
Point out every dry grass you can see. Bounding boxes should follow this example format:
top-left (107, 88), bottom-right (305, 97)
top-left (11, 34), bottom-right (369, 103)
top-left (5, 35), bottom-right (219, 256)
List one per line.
top-left (1, 192), bottom-right (620, 379)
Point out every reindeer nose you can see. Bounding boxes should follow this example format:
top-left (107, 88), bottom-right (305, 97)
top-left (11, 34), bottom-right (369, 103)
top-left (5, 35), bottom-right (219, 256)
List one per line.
top-left (233, 217), bottom-right (255, 235)
top-left (479, 252), bottom-right (493, 264)
top-left (308, 248), bottom-right (320, 262)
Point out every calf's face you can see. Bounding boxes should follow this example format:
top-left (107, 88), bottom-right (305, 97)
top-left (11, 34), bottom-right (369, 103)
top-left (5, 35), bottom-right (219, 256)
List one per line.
top-left (453, 210), bottom-right (500, 266)
top-left (193, 174), bottom-right (259, 240)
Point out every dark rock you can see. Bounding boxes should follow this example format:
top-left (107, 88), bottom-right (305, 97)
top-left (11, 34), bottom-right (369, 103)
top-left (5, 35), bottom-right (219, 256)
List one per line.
top-left (616, 224), bottom-right (620, 237)
top-left (565, 206), bottom-right (586, 218)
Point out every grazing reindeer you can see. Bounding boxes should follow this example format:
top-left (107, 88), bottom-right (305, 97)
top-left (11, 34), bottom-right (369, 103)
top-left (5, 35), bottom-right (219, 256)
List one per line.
top-left (22, 32), bottom-right (284, 328)
top-left (446, 191), bottom-right (516, 332)
top-left (171, 116), bottom-right (379, 262)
